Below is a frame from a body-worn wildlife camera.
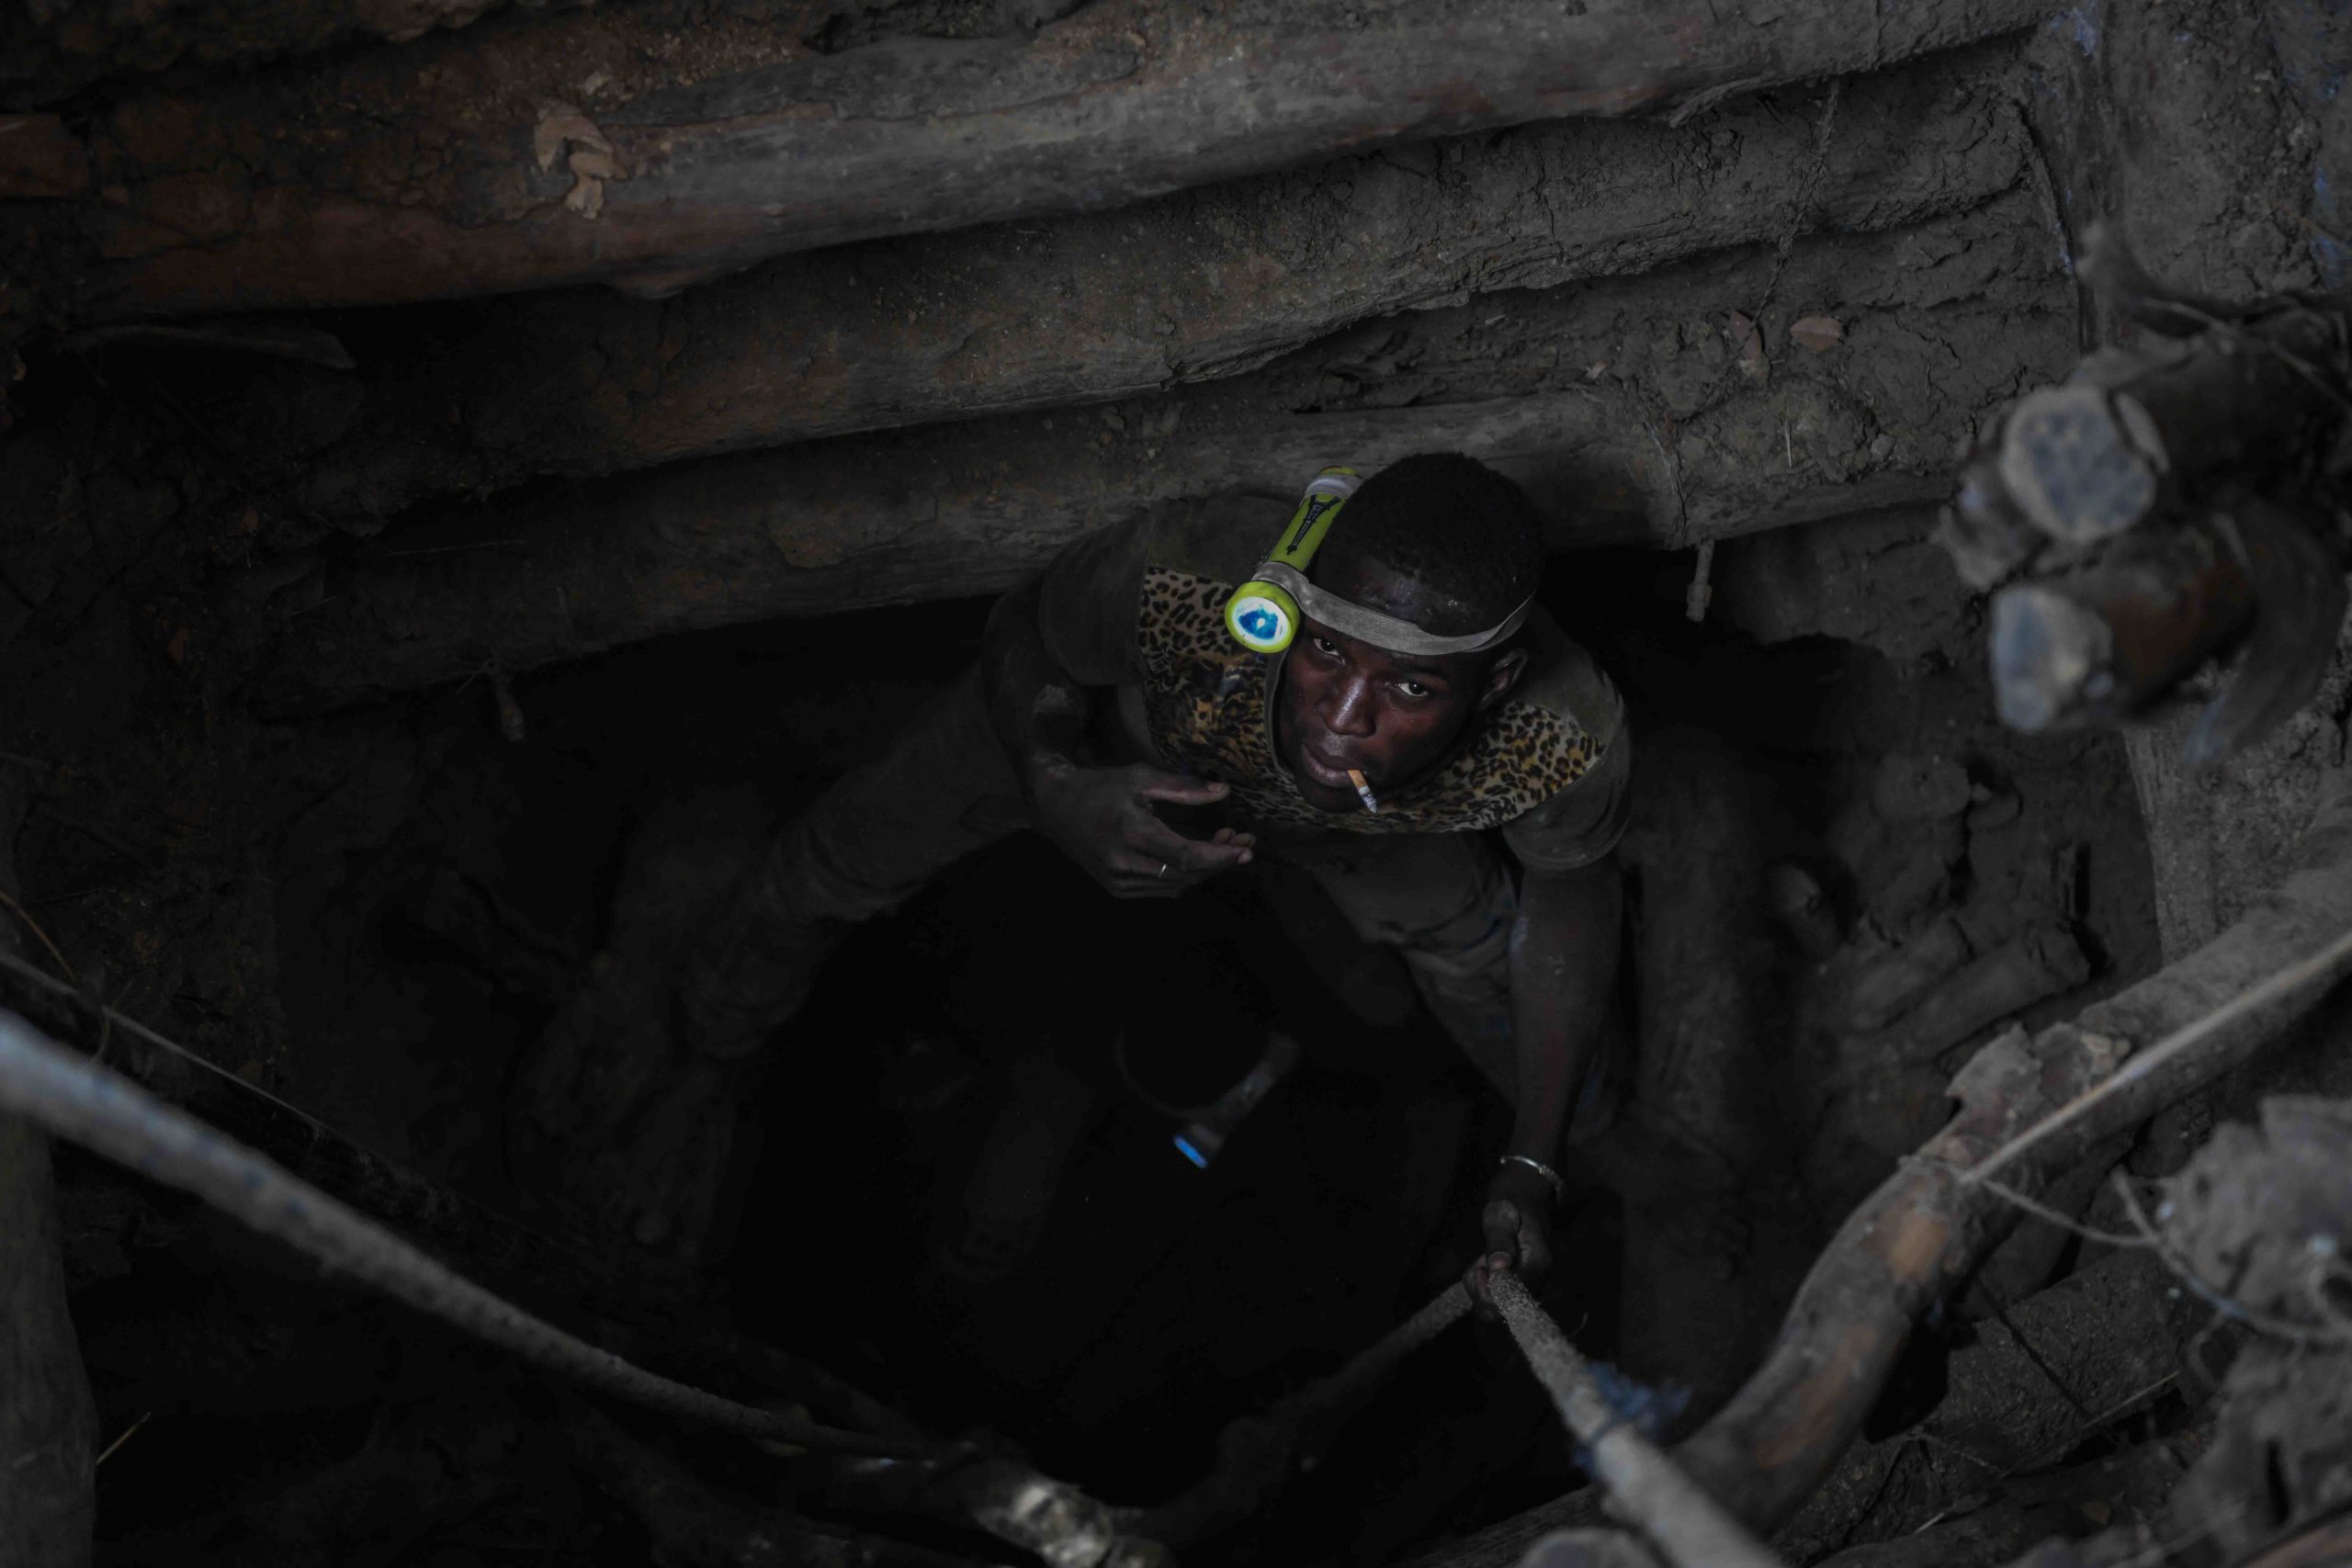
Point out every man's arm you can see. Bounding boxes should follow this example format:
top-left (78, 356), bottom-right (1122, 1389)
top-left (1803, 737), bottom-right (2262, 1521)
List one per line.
top-left (1467, 852), bottom-right (1623, 1304)
top-left (981, 574), bottom-right (1096, 785)
top-left (981, 574), bottom-right (1253, 897)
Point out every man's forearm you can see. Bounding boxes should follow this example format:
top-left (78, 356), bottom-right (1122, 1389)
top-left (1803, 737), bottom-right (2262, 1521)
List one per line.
top-left (1505, 856), bottom-right (1623, 1162)
top-left (980, 576), bottom-right (1094, 789)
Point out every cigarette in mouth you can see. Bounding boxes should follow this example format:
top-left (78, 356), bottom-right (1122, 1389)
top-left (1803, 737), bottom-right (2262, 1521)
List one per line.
top-left (1346, 768), bottom-right (1380, 814)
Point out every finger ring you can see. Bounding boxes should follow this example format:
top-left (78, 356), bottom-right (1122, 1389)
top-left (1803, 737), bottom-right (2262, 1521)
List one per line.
top-left (1158, 862), bottom-right (1170, 879)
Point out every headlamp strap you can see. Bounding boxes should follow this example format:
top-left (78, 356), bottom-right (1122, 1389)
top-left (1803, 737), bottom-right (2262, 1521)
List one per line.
top-left (1223, 464), bottom-right (1532, 658)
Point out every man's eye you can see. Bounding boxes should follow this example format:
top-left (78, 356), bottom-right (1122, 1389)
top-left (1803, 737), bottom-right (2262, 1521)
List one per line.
top-left (1397, 681), bottom-right (1431, 699)
top-left (1310, 636), bottom-right (1340, 657)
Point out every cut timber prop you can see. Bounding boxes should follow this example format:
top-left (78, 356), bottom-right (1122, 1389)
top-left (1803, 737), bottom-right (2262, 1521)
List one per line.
top-left (1940, 225), bottom-right (2352, 763)
top-left (1410, 765), bottom-right (2352, 1567)
top-left (283, 49), bottom-right (2026, 515)
top-left (46, 0), bottom-right (2065, 319)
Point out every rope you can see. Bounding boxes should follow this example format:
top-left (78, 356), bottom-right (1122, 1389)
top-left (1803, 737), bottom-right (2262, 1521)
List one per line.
top-left (0, 1008), bottom-right (940, 1462)
top-left (1487, 1270), bottom-right (1782, 1568)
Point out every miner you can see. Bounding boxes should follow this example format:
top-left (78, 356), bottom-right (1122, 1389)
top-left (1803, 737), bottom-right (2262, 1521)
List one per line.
top-left (530, 453), bottom-right (1713, 1304)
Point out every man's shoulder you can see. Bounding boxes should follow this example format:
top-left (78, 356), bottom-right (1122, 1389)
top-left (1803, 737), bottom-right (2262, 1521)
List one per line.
top-left (1506, 611), bottom-right (1626, 747)
top-left (1489, 612), bottom-right (1632, 871)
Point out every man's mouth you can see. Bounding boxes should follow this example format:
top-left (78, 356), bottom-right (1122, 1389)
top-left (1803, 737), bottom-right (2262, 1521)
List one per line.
top-left (1295, 746), bottom-right (1362, 790)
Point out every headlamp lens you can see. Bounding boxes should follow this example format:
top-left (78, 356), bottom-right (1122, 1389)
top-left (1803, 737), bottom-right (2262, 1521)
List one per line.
top-left (1225, 586), bottom-right (1297, 654)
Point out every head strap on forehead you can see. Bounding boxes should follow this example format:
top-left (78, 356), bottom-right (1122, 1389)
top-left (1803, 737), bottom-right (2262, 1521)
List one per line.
top-left (1252, 562), bottom-right (1531, 655)
top-left (1223, 465), bottom-right (1532, 658)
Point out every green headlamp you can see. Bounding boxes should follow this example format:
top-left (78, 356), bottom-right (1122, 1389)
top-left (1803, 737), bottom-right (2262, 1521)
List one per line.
top-left (1224, 465), bottom-right (1535, 658)
top-left (1224, 468), bottom-right (1360, 655)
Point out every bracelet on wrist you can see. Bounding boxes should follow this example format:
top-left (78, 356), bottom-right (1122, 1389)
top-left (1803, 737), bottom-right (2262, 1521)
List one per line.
top-left (1498, 1152), bottom-right (1564, 1201)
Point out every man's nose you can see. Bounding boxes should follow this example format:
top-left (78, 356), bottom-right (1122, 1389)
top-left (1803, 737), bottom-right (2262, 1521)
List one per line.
top-left (1322, 675), bottom-right (1376, 738)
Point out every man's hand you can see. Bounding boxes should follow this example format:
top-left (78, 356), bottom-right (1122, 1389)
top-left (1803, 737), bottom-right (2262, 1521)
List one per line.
top-left (1464, 1160), bottom-right (1557, 1312)
top-left (1029, 761), bottom-right (1255, 898)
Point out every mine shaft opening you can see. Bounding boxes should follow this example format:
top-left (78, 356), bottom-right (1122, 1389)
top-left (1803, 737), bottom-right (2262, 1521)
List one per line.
top-left (54, 525), bottom-right (2161, 1565)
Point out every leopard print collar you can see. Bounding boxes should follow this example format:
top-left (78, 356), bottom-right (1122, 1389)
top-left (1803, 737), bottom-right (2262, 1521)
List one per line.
top-left (1135, 566), bottom-right (1599, 834)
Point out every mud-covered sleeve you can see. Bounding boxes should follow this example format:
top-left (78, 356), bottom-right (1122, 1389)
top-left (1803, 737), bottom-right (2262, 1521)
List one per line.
top-left (1500, 655), bottom-right (1633, 873)
top-left (1030, 514), bottom-right (1152, 688)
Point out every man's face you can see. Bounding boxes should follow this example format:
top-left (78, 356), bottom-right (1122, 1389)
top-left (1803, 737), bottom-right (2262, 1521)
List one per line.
top-left (1271, 556), bottom-right (1524, 814)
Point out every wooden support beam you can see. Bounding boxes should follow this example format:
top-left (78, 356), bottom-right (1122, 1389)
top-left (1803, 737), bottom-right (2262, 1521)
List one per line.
top-left (1944, 231), bottom-right (2352, 757)
top-left (289, 46), bottom-right (2029, 520)
top-left (54, 0), bottom-right (2062, 319)
top-left (1987, 523), bottom-right (2257, 731)
top-left (250, 198), bottom-right (2071, 710)
top-left (1941, 226), bottom-right (2352, 592)
top-left (1981, 491), bottom-right (2342, 762)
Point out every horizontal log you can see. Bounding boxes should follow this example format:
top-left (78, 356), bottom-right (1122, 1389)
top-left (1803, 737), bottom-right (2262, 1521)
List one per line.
top-left (62, 0), bottom-right (2060, 318)
top-left (253, 198), bottom-right (2071, 709)
top-left (291, 45), bottom-right (2029, 519)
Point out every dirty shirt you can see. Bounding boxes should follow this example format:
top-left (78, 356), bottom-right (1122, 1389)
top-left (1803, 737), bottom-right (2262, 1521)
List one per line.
top-left (1032, 495), bottom-right (1632, 871)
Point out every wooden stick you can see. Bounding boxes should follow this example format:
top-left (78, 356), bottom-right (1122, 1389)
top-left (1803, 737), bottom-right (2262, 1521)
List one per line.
top-left (1487, 1271), bottom-right (1783, 1568)
top-left (1985, 522), bottom-right (2256, 732)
